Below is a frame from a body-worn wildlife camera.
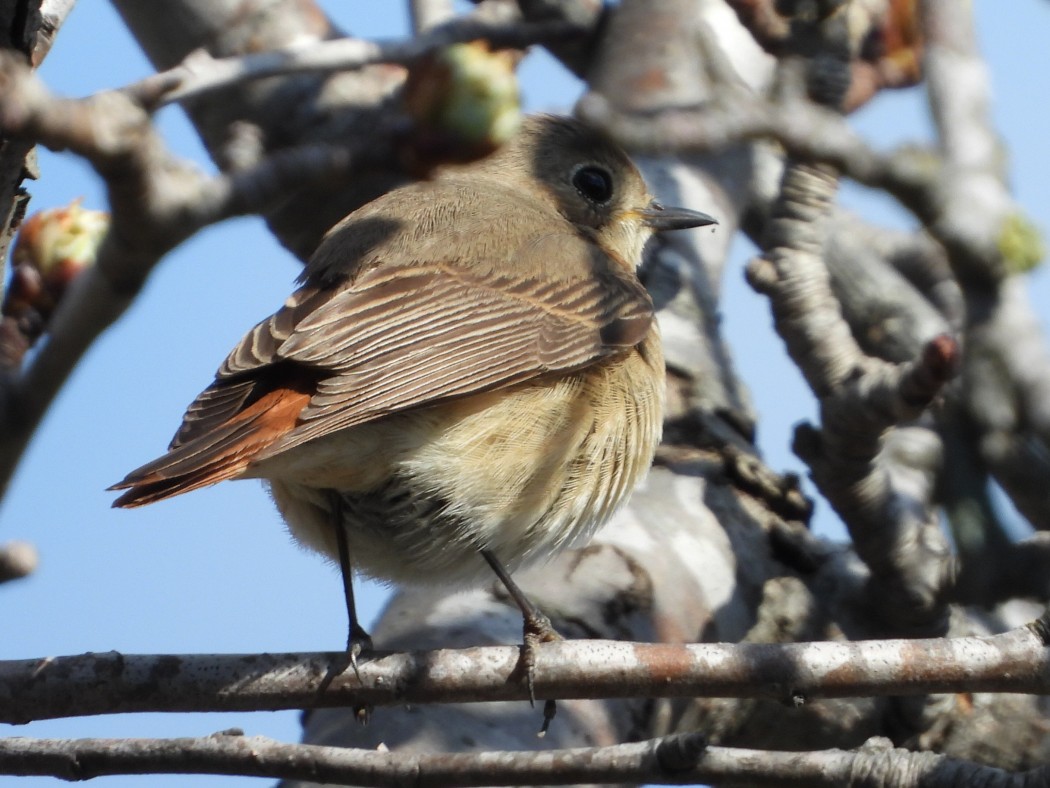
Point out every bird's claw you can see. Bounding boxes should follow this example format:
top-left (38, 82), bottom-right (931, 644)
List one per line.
top-left (317, 626), bottom-right (374, 698)
top-left (520, 610), bottom-right (562, 734)
top-left (346, 626), bottom-right (374, 683)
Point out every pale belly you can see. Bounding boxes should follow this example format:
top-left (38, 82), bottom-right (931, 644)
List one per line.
top-left (260, 334), bottom-right (663, 585)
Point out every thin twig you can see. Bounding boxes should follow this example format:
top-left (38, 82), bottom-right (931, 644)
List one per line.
top-left (131, 17), bottom-right (583, 108)
top-left (2, 732), bottom-right (1048, 787)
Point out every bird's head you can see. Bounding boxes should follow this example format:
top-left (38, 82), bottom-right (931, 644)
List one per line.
top-left (477, 114), bottom-right (716, 267)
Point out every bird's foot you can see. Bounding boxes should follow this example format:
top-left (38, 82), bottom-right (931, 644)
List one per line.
top-left (317, 624), bottom-right (374, 722)
top-left (480, 549), bottom-right (562, 733)
top-left (520, 609), bottom-right (562, 735)
top-left (345, 625), bottom-right (375, 683)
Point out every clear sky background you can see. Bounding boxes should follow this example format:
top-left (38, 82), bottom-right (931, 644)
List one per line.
top-left (2, 2), bottom-right (1049, 787)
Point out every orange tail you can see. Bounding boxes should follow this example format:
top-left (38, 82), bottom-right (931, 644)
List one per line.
top-left (110, 385), bottom-right (311, 508)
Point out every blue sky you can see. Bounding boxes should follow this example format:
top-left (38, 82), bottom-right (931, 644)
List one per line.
top-left (2, 2), bottom-right (1049, 787)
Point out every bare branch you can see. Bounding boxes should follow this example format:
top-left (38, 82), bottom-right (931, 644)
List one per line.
top-left (0, 55), bottom-right (377, 500)
top-left (132, 16), bottom-right (584, 109)
top-left (490, 0), bottom-right (608, 78)
top-left (919, 0), bottom-right (1015, 286)
top-left (0, 0), bottom-right (78, 305)
top-left (3, 619), bottom-right (1049, 723)
top-left (409, 0), bottom-right (455, 34)
top-left (0, 731), bottom-right (711, 786)
top-left (28, 0), bottom-right (77, 66)
top-left (916, 0), bottom-right (1050, 533)
top-left (576, 90), bottom-right (939, 216)
top-left (3, 732), bottom-right (1049, 787)
top-left (823, 219), bottom-right (957, 361)
top-left (0, 54), bottom-right (202, 499)
top-left (747, 156), bottom-right (956, 633)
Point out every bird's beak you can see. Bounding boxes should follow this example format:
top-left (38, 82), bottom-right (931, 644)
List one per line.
top-left (640, 201), bottom-right (717, 232)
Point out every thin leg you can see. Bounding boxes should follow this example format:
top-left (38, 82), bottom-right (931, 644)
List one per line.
top-left (482, 549), bottom-right (557, 637)
top-left (318, 492), bottom-right (373, 701)
top-left (334, 498), bottom-right (374, 665)
top-left (481, 549), bottom-right (561, 732)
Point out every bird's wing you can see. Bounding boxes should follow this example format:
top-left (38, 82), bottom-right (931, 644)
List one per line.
top-left (111, 231), bottom-right (653, 504)
top-left (253, 229), bottom-right (654, 456)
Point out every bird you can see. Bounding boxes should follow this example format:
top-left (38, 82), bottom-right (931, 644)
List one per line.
top-left (110, 114), bottom-right (716, 691)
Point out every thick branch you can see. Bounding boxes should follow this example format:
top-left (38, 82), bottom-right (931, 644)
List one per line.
top-left (748, 158), bottom-right (955, 634)
top-left (918, 0), bottom-right (1050, 535)
top-left (0, 0), bottom-right (77, 307)
top-left (920, 0), bottom-right (1015, 286)
top-left (823, 218), bottom-right (956, 362)
top-left (723, 17), bottom-right (955, 632)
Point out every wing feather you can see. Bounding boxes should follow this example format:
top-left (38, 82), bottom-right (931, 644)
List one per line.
top-left (167, 249), bottom-right (652, 464)
top-left (168, 379), bottom-right (256, 450)
top-left (114, 176), bottom-right (658, 506)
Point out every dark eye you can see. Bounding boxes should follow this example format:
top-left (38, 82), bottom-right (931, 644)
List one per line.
top-left (572, 166), bottom-right (613, 204)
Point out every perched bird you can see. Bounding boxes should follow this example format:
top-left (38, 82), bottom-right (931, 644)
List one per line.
top-left (111, 114), bottom-right (715, 679)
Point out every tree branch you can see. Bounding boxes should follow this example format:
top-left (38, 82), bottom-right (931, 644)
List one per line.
top-left (131, 15), bottom-right (584, 108)
top-left (576, 89), bottom-right (941, 219)
top-left (0, 0), bottom-right (78, 310)
top-left (0, 54), bottom-right (381, 500)
top-left (3, 732), bottom-right (1048, 787)
top-left (409, 0), bottom-right (455, 35)
top-left (917, 0), bottom-right (1050, 537)
top-left (0, 731), bottom-right (710, 786)
top-left (748, 158), bottom-right (956, 635)
top-left (494, 0), bottom-right (607, 78)
top-left (3, 618), bottom-right (1049, 723)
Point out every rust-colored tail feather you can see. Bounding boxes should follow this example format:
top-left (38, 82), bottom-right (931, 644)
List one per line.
top-left (110, 386), bottom-right (311, 508)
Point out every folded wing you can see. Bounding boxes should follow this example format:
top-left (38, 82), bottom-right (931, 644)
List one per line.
top-left (110, 234), bottom-right (653, 507)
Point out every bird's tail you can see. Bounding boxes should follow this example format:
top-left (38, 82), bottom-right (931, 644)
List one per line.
top-left (109, 386), bottom-right (311, 507)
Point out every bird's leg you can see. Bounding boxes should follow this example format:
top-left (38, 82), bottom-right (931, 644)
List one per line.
top-left (318, 492), bottom-right (374, 703)
top-left (332, 492), bottom-right (374, 673)
top-left (481, 548), bottom-right (560, 732)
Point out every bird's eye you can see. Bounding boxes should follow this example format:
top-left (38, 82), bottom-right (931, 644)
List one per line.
top-left (572, 166), bottom-right (614, 205)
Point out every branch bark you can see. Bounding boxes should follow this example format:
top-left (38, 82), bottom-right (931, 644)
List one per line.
top-left (4, 733), bottom-right (1049, 787)
top-left (6, 0), bottom-right (1050, 783)
top-left (0, 55), bottom-right (380, 498)
top-left (130, 16), bottom-right (583, 108)
top-left (3, 615), bottom-right (1049, 723)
